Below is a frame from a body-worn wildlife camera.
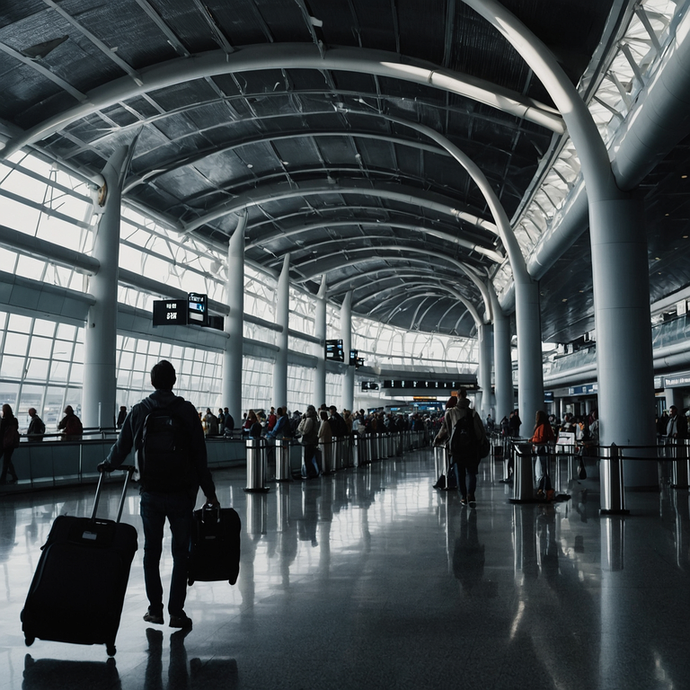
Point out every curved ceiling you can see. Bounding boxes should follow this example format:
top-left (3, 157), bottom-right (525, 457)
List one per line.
top-left (0, 0), bottom-right (617, 337)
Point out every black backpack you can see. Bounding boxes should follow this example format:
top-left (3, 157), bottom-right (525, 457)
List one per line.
top-left (138, 401), bottom-right (196, 493)
top-left (450, 411), bottom-right (478, 459)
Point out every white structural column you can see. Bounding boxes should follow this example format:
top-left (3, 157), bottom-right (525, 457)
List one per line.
top-left (273, 254), bottom-right (290, 411)
top-left (357, 114), bottom-right (542, 424)
top-left (341, 291), bottom-right (354, 412)
top-left (490, 287), bottom-right (514, 425)
top-left (477, 322), bottom-right (492, 420)
top-left (313, 276), bottom-right (327, 407)
top-left (82, 146), bottom-right (129, 428)
top-left (222, 212), bottom-right (247, 425)
top-left (463, 0), bottom-right (656, 485)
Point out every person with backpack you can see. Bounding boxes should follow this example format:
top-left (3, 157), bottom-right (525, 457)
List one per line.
top-left (99, 360), bottom-right (219, 630)
top-left (0, 404), bottom-right (20, 484)
top-left (58, 405), bottom-right (83, 441)
top-left (445, 389), bottom-right (487, 506)
top-left (27, 407), bottom-right (46, 442)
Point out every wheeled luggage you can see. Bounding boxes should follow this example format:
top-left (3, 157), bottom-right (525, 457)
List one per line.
top-left (21, 466), bottom-right (137, 657)
top-left (187, 505), bottom-right (241, 586)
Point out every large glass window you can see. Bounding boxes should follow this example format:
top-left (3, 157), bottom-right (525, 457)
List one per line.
top-left (0, 148), bottom-right (486, 430)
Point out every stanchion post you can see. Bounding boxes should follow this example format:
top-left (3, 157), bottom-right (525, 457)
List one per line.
top-left (275, 438), bottom-right (292, 482)
top-left (509, 443), bottom-right (535, 504)
top-left (600, 443), bottom-right (628, 515)
top-left (671, 438), bottom-right (690, 489)
top-left (244, 437), bottom-right (270, 493)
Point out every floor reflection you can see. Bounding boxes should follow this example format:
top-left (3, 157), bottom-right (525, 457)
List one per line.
top-left (22, 655), bottom-right (121, 690)
top-left (143, 628), bottom-right (238, 690)
top-left (5, 452), bottom-right (690, 689)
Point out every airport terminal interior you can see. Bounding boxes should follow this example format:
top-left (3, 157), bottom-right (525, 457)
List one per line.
top-left (2, 0), bottom-right (690, 688)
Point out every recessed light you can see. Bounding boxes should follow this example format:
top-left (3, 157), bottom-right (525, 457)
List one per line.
top-left (682, 175), bottom-right (687, 179)
top-left (665, 213), bottom-right (670, 216)
top-left (562, 298), bottom-right (567, 302)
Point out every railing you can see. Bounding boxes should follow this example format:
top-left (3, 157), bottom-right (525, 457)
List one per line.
top-left (1, 431), bottom-right (247, 493)
top-left (1, 428), bottom-right (429, 495)
top-left (504, 438), bottom-right (690, 514)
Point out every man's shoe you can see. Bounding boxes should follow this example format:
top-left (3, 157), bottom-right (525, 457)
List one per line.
top-left (468, 494), bottom-right (476, 506)
top-left (461, 495), bottom-right (468, 505)
top-left (143, 609), bottom-right (164, 625)
top-left (169, 613), bottom-right (193, 629)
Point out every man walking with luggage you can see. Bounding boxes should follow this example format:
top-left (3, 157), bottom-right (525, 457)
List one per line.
top-left (100, 360), bottom-right (219, 630)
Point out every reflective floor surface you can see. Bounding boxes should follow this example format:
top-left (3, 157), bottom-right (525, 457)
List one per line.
top-left (1, 448), bottom-right (689, 690)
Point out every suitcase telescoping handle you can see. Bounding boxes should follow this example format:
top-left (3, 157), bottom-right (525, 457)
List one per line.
top-left (92, 465), bottom-right (136, 523)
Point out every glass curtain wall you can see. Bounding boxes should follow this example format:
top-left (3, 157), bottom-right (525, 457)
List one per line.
top-left (0, 150), bottom-right (480, 430)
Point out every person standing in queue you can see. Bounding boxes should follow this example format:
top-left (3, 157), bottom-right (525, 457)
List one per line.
top-left (0, 404), bottom-right (20, 484)
top-left (27, 408), bottom-right (46, 442)
top-left (531, 410), bottom-right (555, 496)
top-left (99, 360), bottom-right (219, 630)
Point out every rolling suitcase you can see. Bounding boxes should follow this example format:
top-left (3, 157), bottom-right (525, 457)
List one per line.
top-left (187, 504), bottom-right (241, 586)
top-left (21, 466), bottom-right (137, 657)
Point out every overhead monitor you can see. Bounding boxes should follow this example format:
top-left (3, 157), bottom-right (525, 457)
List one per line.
top-left (326, 339), bottom-right (344, 362)
top-left (188, 292), bottom-right (208, 326)
top-left (153, 299), bottom-right (187, 326)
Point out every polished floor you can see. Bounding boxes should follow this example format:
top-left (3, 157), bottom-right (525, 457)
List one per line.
top-left (1, 448), bottom-right (689, 690)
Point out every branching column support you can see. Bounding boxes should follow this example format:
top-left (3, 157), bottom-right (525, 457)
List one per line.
top-left (222, 211), bottom-right (248, 426)
top-left (341, 291), bottom-right (354, 412)
top-left (273, 253), bottom-right (290, 412)
top-left (314, 276), bottom-right (327, 407)
top-left (463, 0), bottom-right (656, 485)
top-left (82, 146), bottom-right (129, 429)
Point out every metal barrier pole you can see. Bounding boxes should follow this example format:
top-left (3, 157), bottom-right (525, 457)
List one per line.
top-left (346, 436), bottom-right (354, 467)
top-left (320, 440), bottom-right (335, 474)
top-left (353, 434), bottom-right (361, 467)
top-left (600, 443), bottom-right (628, 514)
top-left (671, 439), bottom-right (690, 489)
top-left (244, 438), bottom-right (269, 493)
top-left (275, 439), bottom-right (292, 482)
top-left (434, 445), bottom-right (446, 482)
top-left (509, 443), bottom-right (535, 503)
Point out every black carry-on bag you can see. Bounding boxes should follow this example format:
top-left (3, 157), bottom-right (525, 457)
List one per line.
top-left (21, 466), bottom-right (138, 657)
top-left (188, 504), bottom-right (241, 586)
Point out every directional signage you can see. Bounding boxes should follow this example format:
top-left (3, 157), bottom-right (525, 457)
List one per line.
top-left (187, 292), bottom-right (208, 326)
top-left (326, 339), bottom-right (344, 362)
top-left (153, 299), bottom-right (187, 326)
top-left (152, 293), bottom-right (210, 327)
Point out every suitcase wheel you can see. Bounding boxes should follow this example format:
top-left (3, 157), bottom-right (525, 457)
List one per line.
top-left (24, 635), bottom-right (35, 647)
top-left (107, 644), bottom-right (116, 657)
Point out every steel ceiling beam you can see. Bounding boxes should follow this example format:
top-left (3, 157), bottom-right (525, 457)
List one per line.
top-left (1, 44), bottom-right (564, 158)
top-left (291, 244), bottom-right (492, 315)
top-left (246, 220), bottom-right (502, 262)
top-left (124, 129), bottom-right (451, 193)
top-left (182, 178), bottom-right (498, 236)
